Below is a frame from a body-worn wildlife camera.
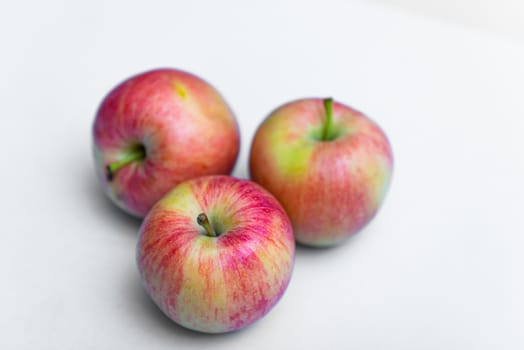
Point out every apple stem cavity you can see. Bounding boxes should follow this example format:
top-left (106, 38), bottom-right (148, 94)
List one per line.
top-left (197, 213), bottom-right (217, 237)
top-left (322, 97), bottom-right (334, 141)
top-left (105, 145), bottom-right (146, 182)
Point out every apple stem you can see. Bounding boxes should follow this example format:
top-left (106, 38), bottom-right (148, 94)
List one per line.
top-left (105, 147), bottom-right (146, 182)
top-left (322, 97), bottom-right (334, 141)
top-left (197, 213), bottom-right (217, 237)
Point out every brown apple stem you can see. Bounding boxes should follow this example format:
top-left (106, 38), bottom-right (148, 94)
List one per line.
top-left (197, 213), bottom-right (217, 237)
top-left (322, 97), bottom-right (334, 141)
top-left (105, 146), bottom-right (146, 182)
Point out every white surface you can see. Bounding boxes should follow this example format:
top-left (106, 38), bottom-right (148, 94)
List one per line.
top-left (371, 0), bottom-right (524, 40)
top-left (1, 0), bottom-right (523, 349)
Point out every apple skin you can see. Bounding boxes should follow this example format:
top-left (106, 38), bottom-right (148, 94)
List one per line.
top-left (249, 98), bottom-right (393, 247)
top-left (136, 175), bottom-right (295, 333)
top-left (93, 68), bottom-right (240, 217)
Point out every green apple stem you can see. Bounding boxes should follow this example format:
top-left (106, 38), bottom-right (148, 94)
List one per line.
top-left (105, 147), bottom-right (146, 182)
top-left (322, 97), bottom-right (334, 141)
top-left (197, 213), bottom-right (217, 237)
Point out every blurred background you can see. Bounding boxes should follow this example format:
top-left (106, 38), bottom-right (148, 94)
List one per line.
top-left (1, 0), bottom-right (523, 349)
top-left (373, 0), bottom-right (524, 40)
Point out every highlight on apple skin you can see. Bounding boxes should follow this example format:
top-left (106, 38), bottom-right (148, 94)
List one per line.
top-left (92, 68), bottom-right (240, 217)
top-left (136, 175), bottom-right (295, 333)
top-left (249, 98), bottom-right (393, 247)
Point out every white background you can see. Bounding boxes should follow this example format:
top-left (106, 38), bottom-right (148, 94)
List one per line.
top-left (372, 0), bottom-right (524, 40)
top-left (1, 0), bottom-right (523, 349)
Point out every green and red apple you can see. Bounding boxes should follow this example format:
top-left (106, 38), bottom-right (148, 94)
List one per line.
top-left (136, 175), bottom-right (295, 333)
top-left (250, 98), bottom-right (393, 247)
top-left (92, 68), bottom-right (240, 217)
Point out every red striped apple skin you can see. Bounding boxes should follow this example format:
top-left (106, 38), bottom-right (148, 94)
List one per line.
top-left (136, 175), bottom-right (295, 333)
top-left (249, 98), bottom-right (393, 247)
top-left (93, 68), bottom-right (240, 217)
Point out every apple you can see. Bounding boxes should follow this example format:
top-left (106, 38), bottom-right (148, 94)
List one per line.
top-left (136, 175), bottom-right (295, 333)
top-left (92, 68), bottom-right (240, 217)
top-left (249, 98), bottom-right (393, 247)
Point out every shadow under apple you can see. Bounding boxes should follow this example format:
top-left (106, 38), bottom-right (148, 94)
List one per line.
top-left (81, 161), bottom-right (143, 234)
top-left (126, 271), bottom-right (251, 342)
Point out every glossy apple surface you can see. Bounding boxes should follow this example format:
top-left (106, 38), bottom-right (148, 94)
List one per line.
top-left (249, 98), bottom-right (393, 247)
top-left (136, 175), bottom-right (295, 333)
top-left (93, 68), bottom-right (240, 217)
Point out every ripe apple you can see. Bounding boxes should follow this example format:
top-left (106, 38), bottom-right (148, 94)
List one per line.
top-left (92, 68), bottom-right (240, 217)
top-left (136, 175), bottom-right (295, 333)
top-left (249, 98), bottom-right (393, 247)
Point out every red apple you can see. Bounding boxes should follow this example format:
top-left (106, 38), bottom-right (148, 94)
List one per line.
top-left (137, 175), bottom-right (295, 333)
top-left (249, 98), bottom-right (393, 247)
top-left (93, 68), bottom-right (240, 217)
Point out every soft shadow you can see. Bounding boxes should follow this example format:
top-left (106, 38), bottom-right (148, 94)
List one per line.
top-left (232, 163), bottom-right (249, 180)
top-left (81, 162), bottom-right (143, 233)
top-left (127, 272), bottom-right (249, 342)
top-left (294, 226), bottom-right (371, 257)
